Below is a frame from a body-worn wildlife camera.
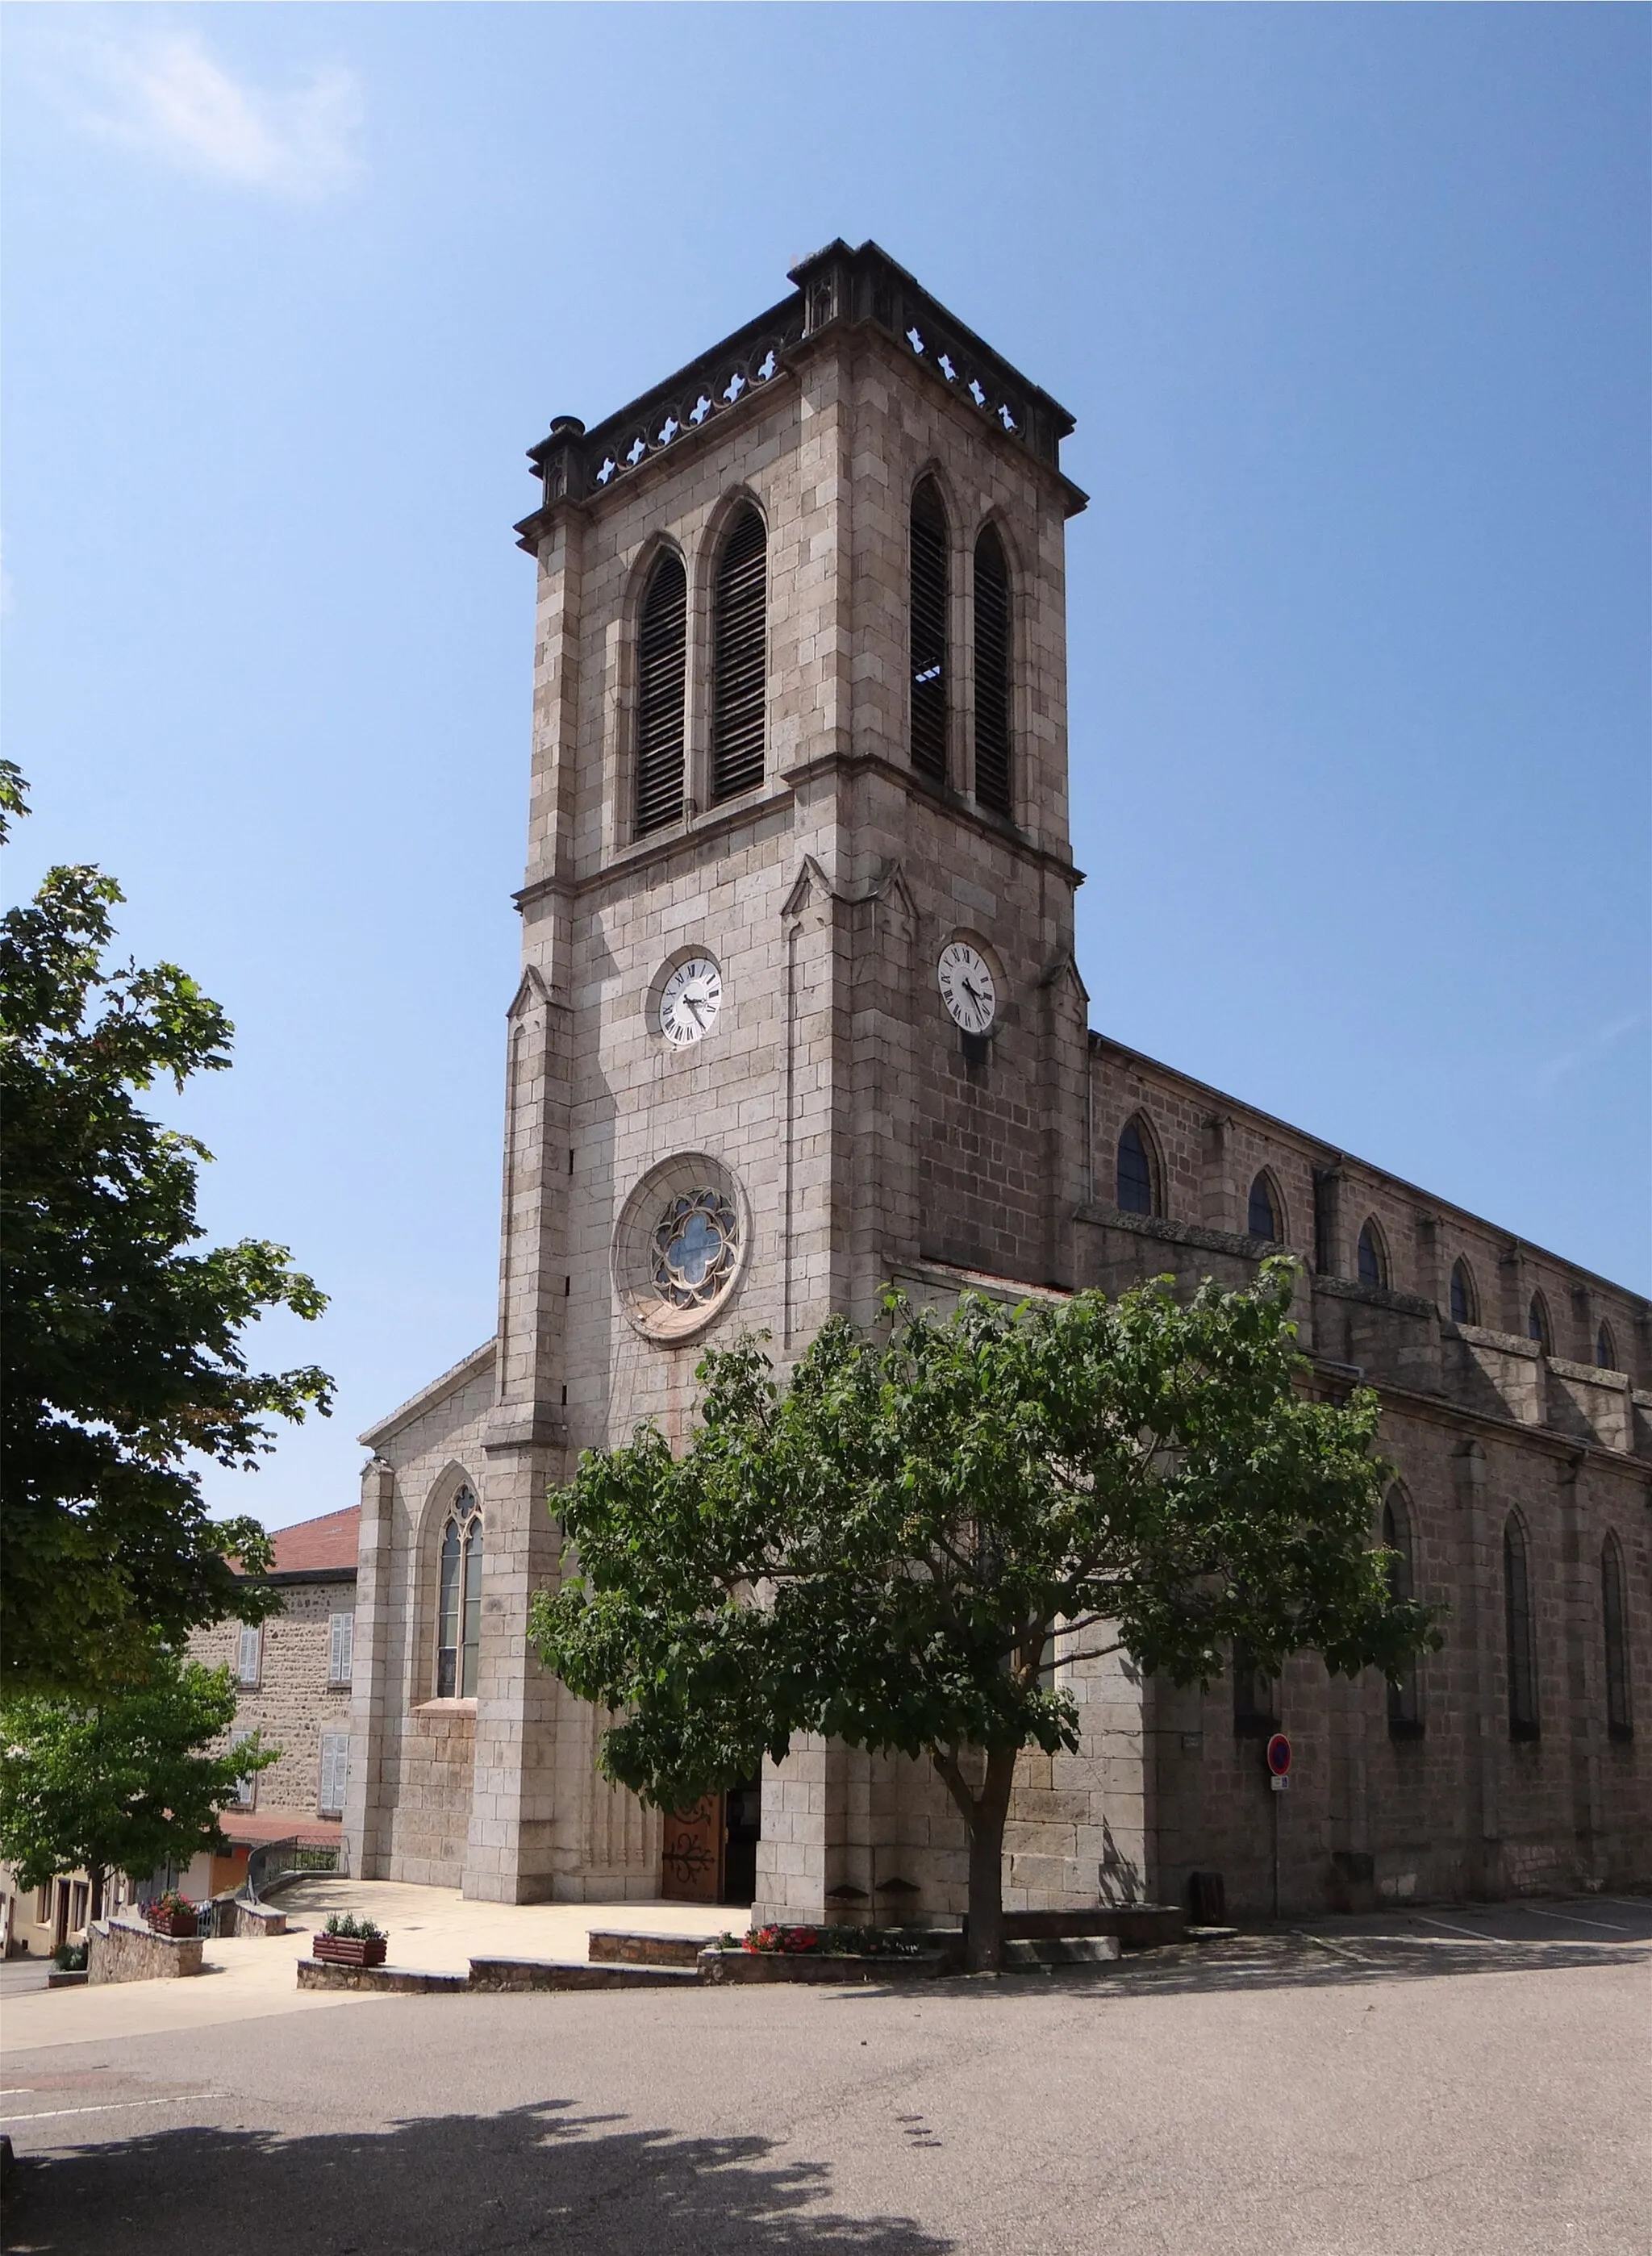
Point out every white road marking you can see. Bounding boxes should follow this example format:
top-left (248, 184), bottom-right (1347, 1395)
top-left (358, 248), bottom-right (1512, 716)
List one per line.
top-left (1, 2093), bottom-right (219, 2123)
top-left (1521, 1906), bottom-right (1630, 1934)
top-left (1415, 1915), bottom-right (1504, 1941)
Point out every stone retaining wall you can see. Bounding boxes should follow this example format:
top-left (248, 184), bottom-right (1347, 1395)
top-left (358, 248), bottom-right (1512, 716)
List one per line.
top-left (88, 1917), bottom-right (202, 1984)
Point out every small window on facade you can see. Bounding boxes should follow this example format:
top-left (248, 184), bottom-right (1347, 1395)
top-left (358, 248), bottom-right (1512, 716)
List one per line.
top-left (1116, 1118), bottom-right (1158, 1217)
top-left (711, 505), bottom-right (766, 803)
top-left (436, 1487), bottom-right (484, 1699)
top-left (1504, 1516), bottom-right (1538, 1739)
top-left (1357, 1220), bottom-right (1385, 1290)
top-left (1596, 1323), bottom-right (1617, 1371)
top-left (1450, 1259), bottom-right (1477, 1327)
top-left (236, 1624), bottom-right (262, 1687)
top-left (1601, 1535), bottom-right (1632, 1740)
top-left (973, 524), bottom-right (1012, 816)
top-left (1247, 1173), bottom-right (1280, 1243)
top-left (319, 1733), bottom-right (351, 1817)
top-left (635, 552), bottom-right (687, 836)
top-left (1232, 1641), bottom-right (1278, 1737)
top-left (909, 477), bottom-right (949, 782)
top-left (1383, 1491), bottom-right (1422, 1736)
top-left (328, 1612), bottom-right (355, 1688)
top-left (232, 1731), bottom-right (258, 1808)
top-left (1528, 1295), bottom-right (1551, 1353)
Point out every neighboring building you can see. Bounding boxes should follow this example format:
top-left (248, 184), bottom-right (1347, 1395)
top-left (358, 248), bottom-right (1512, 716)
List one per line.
top-left (190, 1504), bottom-right (360, 1883)
top-left (343, 240), bottom-right (1650, 1921)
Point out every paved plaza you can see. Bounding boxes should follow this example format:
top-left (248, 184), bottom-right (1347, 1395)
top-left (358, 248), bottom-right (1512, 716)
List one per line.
top-left (2, 1891), bottom-right (1648, 2254)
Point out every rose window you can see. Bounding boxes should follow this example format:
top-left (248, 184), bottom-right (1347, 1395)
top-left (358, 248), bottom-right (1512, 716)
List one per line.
top-left (650, 1189), bottom-right (739, 1308)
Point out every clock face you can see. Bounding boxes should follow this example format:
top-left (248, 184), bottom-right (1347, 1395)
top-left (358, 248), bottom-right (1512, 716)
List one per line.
top-left (937, 942), bottom-right (997, 1034)
top-left (659, 957), bottom-right (723, 1047)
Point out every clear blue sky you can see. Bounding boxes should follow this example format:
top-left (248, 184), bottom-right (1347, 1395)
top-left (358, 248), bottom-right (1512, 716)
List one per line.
top-left (5, 5), bottom-right (1648, 1531)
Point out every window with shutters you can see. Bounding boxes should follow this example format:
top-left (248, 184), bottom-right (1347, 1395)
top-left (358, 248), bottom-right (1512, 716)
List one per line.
top-left (328, 1612), bottom-right (354, 1687)
top-left (909, 478), bottom-right (949, 781)
top-left (973, 524), bottom-right (1012, 815)
top-left (1602, 1535), bottom-right (1633, 1740)
top-left (711, 505), bottom-right (766, 803)
top-left (634, 551), bottom-right (687, 836)
top-left (236, 1624), bottom-right (262, 1687)
top-left (1383, 1489), bottom-right (1423, 1736)
top-left (319, 1733), bottom-right (350, 1817)
top-left (1504, 1516), bottom-right (1538, 1738)
top-left (436, 1487), bottom-right (484, 1699)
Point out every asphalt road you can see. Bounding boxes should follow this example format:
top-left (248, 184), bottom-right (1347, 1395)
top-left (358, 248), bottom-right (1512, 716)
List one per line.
top-left (3, 1899), bottom-right (1649, 2256)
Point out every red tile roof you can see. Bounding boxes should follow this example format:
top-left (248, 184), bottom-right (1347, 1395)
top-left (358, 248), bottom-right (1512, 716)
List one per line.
top-left (216, 1811), bottom-right (343, 1848)
top-left (267, 1506), bottom-right (361, 1576)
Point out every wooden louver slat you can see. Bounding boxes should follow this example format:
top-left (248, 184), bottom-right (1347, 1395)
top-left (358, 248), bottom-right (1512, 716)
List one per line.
top-left (909, 479), bottom-right (949, 780)
top-left (973, 525), bottom-right (1012, 816)
top-left (635, 553), bottom-right (687, 836)
top-left (711, 507), bottom-right (766, 803)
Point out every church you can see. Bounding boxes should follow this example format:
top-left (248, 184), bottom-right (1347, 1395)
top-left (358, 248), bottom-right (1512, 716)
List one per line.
top-left (342, 240), bottom-right (1650, 1923)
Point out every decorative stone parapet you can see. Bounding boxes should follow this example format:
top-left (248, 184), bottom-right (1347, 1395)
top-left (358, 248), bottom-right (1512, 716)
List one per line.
top-left (87, 1916), bottom-right (203, 1984)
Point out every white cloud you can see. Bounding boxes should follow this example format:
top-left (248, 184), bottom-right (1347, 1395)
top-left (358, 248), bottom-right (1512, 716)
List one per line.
top-left (56, 27), bottom-right (361, 198)
top-left (1533, 1011), bottom-right (1648, 1099)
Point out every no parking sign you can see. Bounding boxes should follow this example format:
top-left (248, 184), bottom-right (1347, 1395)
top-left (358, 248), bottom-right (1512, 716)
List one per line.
top-left (1266, 1733), bottom-right (1292, 1789)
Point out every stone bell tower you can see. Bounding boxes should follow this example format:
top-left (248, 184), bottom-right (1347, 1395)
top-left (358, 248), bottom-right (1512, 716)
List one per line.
top-left (348, 241), bottom-right (1094, 1909)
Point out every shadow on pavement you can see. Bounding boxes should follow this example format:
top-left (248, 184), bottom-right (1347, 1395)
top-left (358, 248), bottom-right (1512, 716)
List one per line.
top-left (2, 2100), bottom-right (954, 2256)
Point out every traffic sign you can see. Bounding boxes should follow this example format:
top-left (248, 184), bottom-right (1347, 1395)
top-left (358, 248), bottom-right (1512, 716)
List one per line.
top-left (1266, 1732), bottom-right (1292, 1777)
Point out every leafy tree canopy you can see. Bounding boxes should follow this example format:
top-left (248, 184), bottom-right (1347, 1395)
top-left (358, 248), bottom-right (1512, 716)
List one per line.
top-left (0, 1640), bottom-right (279, 1890)
top-left (531, 1263), bottom-right (1437, 1970)
top-left (0, 765), bottom-right (332, 1698)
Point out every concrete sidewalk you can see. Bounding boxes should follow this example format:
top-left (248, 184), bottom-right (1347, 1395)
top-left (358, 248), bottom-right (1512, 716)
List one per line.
top-left (0, 1881), bottom-right (740, 2055)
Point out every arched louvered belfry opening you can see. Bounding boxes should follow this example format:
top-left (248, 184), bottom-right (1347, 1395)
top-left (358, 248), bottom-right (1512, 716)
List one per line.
top-left (909, 477), bottom-right (949, 781)
top-left (635, 551), bottom-right (687, 836)
top-left (1357, 1219), bottom-right (1386, 1290)
top-left (1503, 1515), bottom-right (1538, 1739)
top-left (711, 504), bottom-right (766, 803)
top-left (1528, 1294), bottom-right (1552, 1353)
top-left (1383, 1488), bottom-right (1422, 1735)
top-left (1116, 1116), bottom-right (1159, 1218)
top-left (1602, 1533), bottom-right (1633, 1740)
top-left (973, 523), bottom-right (1012, 816)
top-left (1247, 1172), bottom-right (1281, 1243)
top-left (1450, 1258), bottom-right (1478, 1327)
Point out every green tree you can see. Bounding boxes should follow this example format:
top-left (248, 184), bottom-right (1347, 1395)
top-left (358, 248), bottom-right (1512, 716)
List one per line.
top-left (0, 765), bottom-right (332, 1699)
top-left (0, 1641), bottom-right (280, 1902)
top-left (531, 1264), bottom-right (1437, 1972)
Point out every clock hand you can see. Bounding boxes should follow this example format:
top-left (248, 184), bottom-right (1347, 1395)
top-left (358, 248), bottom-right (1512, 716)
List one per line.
top-left (685, 994), bottom-right (707, 1024)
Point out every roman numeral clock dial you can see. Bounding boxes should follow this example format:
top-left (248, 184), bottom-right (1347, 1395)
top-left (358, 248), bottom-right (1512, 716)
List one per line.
top-left (937, 943), bottom-right (997, 1035)
top-left (659, 957), bottom-right (723, 1046)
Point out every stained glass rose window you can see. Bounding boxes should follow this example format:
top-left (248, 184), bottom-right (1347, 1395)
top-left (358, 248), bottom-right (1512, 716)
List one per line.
top-left (651, 1189), bottom-right (739, 1307)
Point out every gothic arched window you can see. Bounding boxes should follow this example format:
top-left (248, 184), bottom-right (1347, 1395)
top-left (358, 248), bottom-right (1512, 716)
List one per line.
top-left (1450, 1259), bottom-right (1479, 1327)
top-left (1596, 1323), bottom-right (1617, 1372)
top-left (436, 1488), bottom-right (484, 1699)
top-left (973, 524), bottom-right (1012, 816)
top-left (1247, 1172), bottom-right (1281, 1243)
top-left (635, 552), bottom-right (687, 836)
top-left (909, 477), bottom-right (949, 782)
top-left (1383, 1490), bottom-right (1422, 1735)
top-left (711, 506), bottom-right (766, 803)
top-left (1503, 1515), bottom-right (1538, 1739)
top-left (1528, 1294), bottom-right (1552, 1353)
top-left (1357, 1219), bottom-right (1386, 1290)
top-left (1602, 1534), bottom-right (1632, 1739)
top-left (1116, 1117), bottom-right (1158, 1217)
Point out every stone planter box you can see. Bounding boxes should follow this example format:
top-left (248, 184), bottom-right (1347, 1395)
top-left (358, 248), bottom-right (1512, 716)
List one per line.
top-left (698, 1948), bottom-right (948, 1984)
top-left (144, 1907), bottom-right (198, 1939)
top-left (90, 1917), bottom-right (203, 1983)
top-left (311, 1933), bottom-right (387, 1970)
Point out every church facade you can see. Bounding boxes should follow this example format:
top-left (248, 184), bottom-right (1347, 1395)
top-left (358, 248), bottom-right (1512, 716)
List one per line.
top-left (343, 241), bottom-right (1651, 1922)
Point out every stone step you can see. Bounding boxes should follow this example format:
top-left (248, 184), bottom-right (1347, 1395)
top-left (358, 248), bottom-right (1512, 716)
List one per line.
top-left (1003, 1935), bottom-right (1123, 1969)
top-left (587, 1929), bottom-right (720, 1969)
top-left (468, 1956), bottom-right (703, 1991)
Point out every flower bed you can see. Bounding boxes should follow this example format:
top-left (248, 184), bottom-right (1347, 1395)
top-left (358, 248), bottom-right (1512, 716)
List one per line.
top-left (312, 1912), bottom-right (387, 1970)
top-left (733, 1924), bottom-right (921, 1958)
top-left (701, 1924), bottom-right (945, 1984)
top-left (145, 1893), bottom-right (198, 1939)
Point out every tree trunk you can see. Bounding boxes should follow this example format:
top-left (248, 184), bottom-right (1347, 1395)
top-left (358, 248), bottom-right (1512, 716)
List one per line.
top-left (932, 1744), bottom-right (1021, 1975)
